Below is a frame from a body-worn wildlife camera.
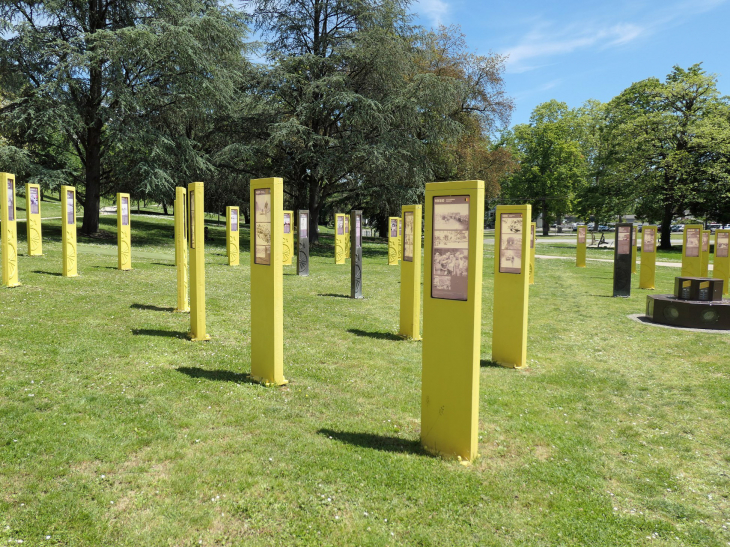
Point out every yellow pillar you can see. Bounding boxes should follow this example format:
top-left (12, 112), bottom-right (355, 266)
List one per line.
top-left (397, 217), bottom-right (403, 262)
top-left (529, 222), bottom-right (536, 285)
top-left (631, 225), bottom-right (638, 274)
top-left (61, 185), bottom-right (78, 278)
top-left (334, 213), bottom-right (346, 264)
top-left (399, 204), bottom-right (422, 340)
top-left (422, 180), bottom-right (484, 461)
top-left (576, 225), bottom-right (587, 267)
top-left (701, 230), bottom-right (710, 277)
top-left (639, 225), bottom-right (657, 289)
top-left (492, 204), bottom-right (532, 369)
top-left (1, 173), bottom-right (20, 287)
top-left (25, 183), bottom-right (42, 256)
top-left (344, 215), bottom-right (350, 259)
top-left (116, 193), bottom-right (132, 270)
top-left (681, 225), bottom-right (702, 277)
top-left (188, 182), bottom-right (210, 341)
top-left (174, 188), bottom-right (189, 313)
top-left (713, 230), bottom-right (730, 295)
top-left (388, 216), bottom-right (399, 265)
top-left (283, 210), bottom-right (293, 266)
top-left (250, 177), bottom-right (287, 385)
top-left (226, 206), bottom-right (240, 266)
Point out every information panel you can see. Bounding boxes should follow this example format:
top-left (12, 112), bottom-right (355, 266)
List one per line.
top-left (356, 215), bottom-right (361, 247)
top-left (30, 187), bottom-right (39, 215)
top-left (578, 226), bottom-right (586, 244)
top-left (66, 190), bottom-right (74, 225)
top-left (390, 218), bottom-right (397, 238)
top-left (702, 231), bottom-right (709, 253)
top-left (403, 211), bottom-right (414, 262)
top-left (189, 190), bottom-right (196, 249)
top-left (121, 196), bottom-right (129, 226)
top-left (300, 212), bottom-right (308, 238)
top-left (254, 188), bottom-right (271, 265)
top-left (7, 180), bottom-right (14, 221)
top-left (432, 195), bottom-right (469, 301)
top-left (283, 212), bottom-right (290, 234)
top-left (232, 208), bottom-right (239, 231)
top-left (499, 212), bottom-right (522, 274)
top-left (685, 228), bottom-right (700, 257)
top-left (617, 226), bottom-right (631, 255)
top-left (718, 233), bottom-right (729, 258)
top-left (338, 216), bottom-right (345, 235)
top-left (643, 227), bottom-right (655, 252)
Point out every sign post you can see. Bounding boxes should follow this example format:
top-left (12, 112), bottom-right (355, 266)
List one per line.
top-left (399, 205), bottom-right (422, 340)
top-left (576, 225), bottom-right (587, 268)
top-left (283, 210), bottom-right (293, 266)
top-left (61, 185), bottom-right (78, 278)
top-left (335, 213), bottom-right (346, 264)
top-left (250, 177), bottom-right (287, 385)
top-left (25, 183), bottom-right (42, 256)
top-left (701, 230), bottom-right (710, 277)
top-left (350, 210), bottom-right (363, 299)
top-left (188, 182), bottom-right (210, 341)
top-left (226, 206), bottom-right (240, 266)
top-left (297, 210), bottom-right (309, 276)
top-left (713, 230), bottom-right (730, 295)
top-left (117, 193), bottom-right (132, 271)
top-left (613, 223), bottom-right (632, 297)
top-left (493, 204), bottom-right (531, 369)
top-left (681, 225), bottom-right (703, 277)
top-left (1, 173), bottom-right (20, 287)
top-left (529, 222), bottom-right (536, 285)
top-left (639, 225), bottom-right (657, 289)
top-left (631, 226), bottom-right (638, 274)
top-left (421, 180), bottom-right (484, 461)
top-left (388, 216), bottom-right (399, 265)
top-left (174, 187), bottom-right (189, 313)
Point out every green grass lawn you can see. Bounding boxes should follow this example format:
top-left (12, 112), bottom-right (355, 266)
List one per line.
top-left (1, 215), bottom-right (729, 546)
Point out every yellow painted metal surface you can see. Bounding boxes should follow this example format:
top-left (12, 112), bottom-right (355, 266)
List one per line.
top-left (1, 173), bottom-right (20, 287)
top-left (334, 213), bottom-right (346, 264)
top-left (174, 188), bottom-right (189, 313)
top-left (188, 182), bottom-right (210, 341)
top-left (388, 216), bottom-right (399, 265)
top-left (61, 185), bottom-right (78, 278)
top-left (226, 206), bottom-right (240, 266)
top-left (421, 180), bottom-right (484, 462)
top-left (250, 177), bottom-right (287, 386)
top-left (529, 222), bottom-right (536, 285)
top-left (631, 225), bottom-right (638, 274)
top-left (713, 230), bottom-right (730, 295)
top-left (399, 205), bottom-right (422, 340)
top-left (681, 225), bottom-right (703, 277)
top-left (25, 183), bottom-right (42, 256)
top-left (576, 225), bottom-right (587, 268)
top-left (492, 204), bottom-right (531, 369)
top-left (117, 193), bottom-right (132, 270)
top-left (639, 225), bottom-right (657, 289)
top-left (283, 210), bottom-right (293, 266)
top-left (701, 230), bottom-right (710, 277)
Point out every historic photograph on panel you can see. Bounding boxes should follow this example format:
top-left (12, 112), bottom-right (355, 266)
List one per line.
top-left (283, 212), bottom-right (291, 234)
top-left (432, 195), bottom-right (469, 300)
top-left (685, 228), bottom-right (700, 257)
top-left (717, 233), bottom-right (729, 258)
top-left (499, 212), bottom-right (522, 274)
top-left (255, 188), bottom-right (271, 265)
top-left (231, 209), bottom-right (238, 232)
top-left (189, 190), bottom-right (195, 248)
top-left (578, 226), bottom-right (586, 244)
top-left (30, 187), bottom-right (39, 215)
top-left (66, 190), bottom-right (74, 225)
top-left (390, 218), bottom-right (398, 238)
top-left (643, 228), bottom-right (655, 252)
top-left (355, 215), bottom-right (361, 247)
top-left (530, 224), bottom-right (535, 248)
top-left (337, 215), bottom-right (344, 235)
top-left (344, 216), bottom-right (349, 234)
top-left (403, 211), bottom-right (414, 262)
top-left (7, 180), bottom-right (14, 221)
top-left (617, 226), bottom-right (631, 255)
top-left (121, 197), bottom-right (129, 226)
top-left (300, 213), bottom-right (308, 238)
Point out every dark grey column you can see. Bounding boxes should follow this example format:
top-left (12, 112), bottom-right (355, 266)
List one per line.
top-left (297, 210), bottom-right (309, 276)
top-left (350, 210), bottom-right (363, 298)
top-left (613, 223), bottom-right (632, 297)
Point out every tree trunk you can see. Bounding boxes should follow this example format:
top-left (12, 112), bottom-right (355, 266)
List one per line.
top-left (541, 200), bottom-right (549, 236)
top-left (81, 119), bottom-right (102, 234)
top-left (660, 202), bottom-right (673, 250)
top-left (308, 178), bottom-right (322, 244)
top-left (162, 201), bottom-right (168, 215)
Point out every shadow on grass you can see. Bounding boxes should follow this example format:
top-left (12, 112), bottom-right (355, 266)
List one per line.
top-left (318, 429), bottom-right (427, 456)
top-left (480, 359), bottom-right (502, 368)
top-left (131, 328), bottom-right (188, 338)
top-left (318, 293), bottom-right (350, 298)
top-left (590, 294), bottom-right (616, 298)
top-left (32, 270), bottom-right (62, 277)
top-left (130, 303), bottom-right (175, 312)
top-left (347, 329), bottom-right (401, 341)
top-left (151, 262), bottom-right (175, 267)
top-left (176, 367), bottom-right (257, 385)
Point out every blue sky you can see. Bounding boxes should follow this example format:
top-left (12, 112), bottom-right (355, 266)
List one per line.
top-left (411, 0), bottom-right (730, 129)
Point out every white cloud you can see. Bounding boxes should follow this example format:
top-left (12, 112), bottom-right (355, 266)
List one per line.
top-left (414, 0), bottom-right (450, 27)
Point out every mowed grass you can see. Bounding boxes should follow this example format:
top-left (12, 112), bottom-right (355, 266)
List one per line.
top-left (1, 214), bottom-right (729, 546)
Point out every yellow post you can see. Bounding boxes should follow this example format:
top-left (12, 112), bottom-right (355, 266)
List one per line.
top-left (250, 177), bottom-right (287, 385)
top-left (529, 222), bottom-right (536, 285)
top-left (188, 182), bottom-right (210, 341)
top-left (61, 185), bottom-right (78, 277)
top-left (344, 215), bottom-right (350, 259)
top-left (576, 225), bottom-right (587, 267)
top-left (713, 230), bottom-right (730, 295)
top-left (639, 225), bottom-right (657, 289)
top-left (25, 183), bottom-right (42, 256)
top-left (1, 173), bottom-right (20, 287)
top-left (334, 213), bottom-right (346, 264)
top-left (399, 204), bottom-right (422, 340)
top-left (397, 217), bottom-right (403, 262)
top-left (701, 230), bottom-right (710, 277)
top-left (283, 210), bottom-right (293, 266)
top-left (226, 206), bottom-right (240, 266)
top-left (174, 188), bottom-right (189, 313)
top-left (388, 216), bottom-right (399, 265)
top-left (116, 193), bottom-right (132, 270)
top-left (492, 204), bottom-right (531, 369)
top-left (681, 225), bottom-right (703, 277)
top-left (422, 180), bottom-right (484, 461)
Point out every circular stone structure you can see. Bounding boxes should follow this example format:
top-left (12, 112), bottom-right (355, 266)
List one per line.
top-left (645, 294), bottom-right (730, 330)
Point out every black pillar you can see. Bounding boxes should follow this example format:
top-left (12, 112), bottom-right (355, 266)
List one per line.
top-left (350, 210), bottom-right (363, 299)
top-left (297, 210), bottom-right (309, 276)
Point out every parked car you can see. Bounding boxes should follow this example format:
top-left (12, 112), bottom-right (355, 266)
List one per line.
top-left (708, 223), bottom-right (722, 233)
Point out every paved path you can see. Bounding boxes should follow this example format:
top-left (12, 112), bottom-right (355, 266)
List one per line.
top-left (534, 253), bottom-right (711, 270)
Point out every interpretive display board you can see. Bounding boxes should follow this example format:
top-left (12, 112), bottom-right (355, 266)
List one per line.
top-left (334, 213), bottom-right (346, 265)
top-left (639, 225), bottom-right (657, 290)
top-left (631, 226), bottom-right (638, 274)
top-left (350, 210), bottom-right (363, 298)
top-left (188, 182), bottom-right (210, 341)
top-left (713, 230), bottom-right (730, 295)
top-left (25, 183), bottom-right (42, 256)
top-left (254, 189), bottom-right (272, 266)
top-left (613, 223), bottom-right (632, 296)
top-left (117, 193), bottom-right (132, 270)
top-left (226, 206), bottom-right (240, 266)
top-left (297, 210), bottom-right (309, 276)
top-left (61, 185), bottom-right (78, 278)
top-left (681, 225), bottom-right (703, 277)
top-left (701, 230), bottom-right (710, 277)
top-left (576, 225), bottom-right (587, 268)
top-left (388, 216), bottom-right (399, 265)
top-left (397, 217), bottom-right (403, 263)
top-left (529, 222), bottom-right (536, 285)
top-left (1, 173), bottom-right (20, 287)
top-left (344, 216), bottom-right (350, 259)
top-left (399, 205), bottom-right (421, 340)
top-left (174, 187), bottom-right (189, 312)
top-left (422, 180), bottom-right (484, 462)
top-left (283, 210), bottom-right (293, 266)
top-left (250, 177), bottom-right (287, 385)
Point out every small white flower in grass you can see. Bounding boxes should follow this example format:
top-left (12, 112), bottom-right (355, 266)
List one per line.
top-left (335, 516), bottom-right (339, 520)
top-left (45, 536), bottom-right (50, 540)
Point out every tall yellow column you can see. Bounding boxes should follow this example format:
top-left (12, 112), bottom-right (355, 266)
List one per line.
top-left (492, 204), bottom-right (532, 369)
top-left (529, 222), bottom-right (536, 285)
top-left (1, 173), bottom-right (20, 287)
top-left (397, 217), bottom-right (403, 262)
top-left (701, 230), bottom-right (710, 277)
top-left (631, 225), bottom-right (638, 274)
top-left (639, 225), bottom-right (657, 289)
top-left (117, 193), bottom-right (132, 270)
top-left (61, 185), bottom-right (78, 277)
top-left (399, 204), bottom-right (422, 340)
top-left (576, 225), bottom-right (587, 267)
top-left (681, 225), bottom-right (702, 277)
top-left (25, 183), bottom-right (42, 256)
top-left (713, 230), bottom-right (730, 295)
top-left (388, 216), bottom-right (399, 265)
top-left (226, 206), bottom-right (240, 266)
top-left (174, 187), bottom-right (189, 313)
top-left (250, 177), bottom-right (287, 385)
top-left (344, 215), bottom-right (350, 259)
top-left (334, 213), bottom-right (346, 264)
top-left (422, 180), bottom-right (484, 461)
top-left (188, 182), bottom-right (209, 341)
top-left (283, 210), bottom-right (293, 266)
